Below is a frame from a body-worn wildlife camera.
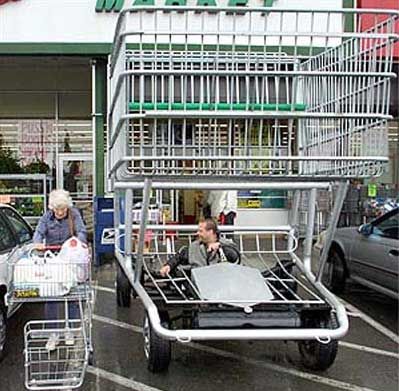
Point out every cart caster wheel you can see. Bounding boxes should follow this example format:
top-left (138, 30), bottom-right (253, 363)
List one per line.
top-left (88, 350), bottom-right (95, 366)
top-left (116, 264), bottom-right (131, 308)
top-left (298, 312), bottom-right (338, 371)
top-left (143, 311), bottom-right (171, 373)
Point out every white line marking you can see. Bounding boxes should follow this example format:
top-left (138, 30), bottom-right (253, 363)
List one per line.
top-left (87, 365), bottom-right (164, 391)
top-left (339, 341), bottom-right (399, 359)
top-left (94, 285), bottom-right (116, 294)
top-left (346, 312), bottom-right (361, 318)
top-left (93, 314), bottom-right (142, 333)
top-left (92, 314), bottom-right (379, 391)
top-left (340, 298), bottom-right (399, 344)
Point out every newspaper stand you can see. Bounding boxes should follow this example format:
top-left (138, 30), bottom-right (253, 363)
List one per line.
top-left (108, 6), bottom-right (398, 372)
top-left (7, 245), bottom-right (93, 390)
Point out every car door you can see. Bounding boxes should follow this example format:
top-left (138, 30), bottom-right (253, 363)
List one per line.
top-left (0, 209), bottom-right (18, 305)
top-left (349, 209), bottom-right (399, 294)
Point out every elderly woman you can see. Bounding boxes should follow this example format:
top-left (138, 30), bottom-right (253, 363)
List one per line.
top-left (33, 189), bottom-right (87, 351)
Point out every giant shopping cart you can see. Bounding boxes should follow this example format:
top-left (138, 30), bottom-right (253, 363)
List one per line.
top-left (7, 243), bottom-right (94, 390)
top-left (108, 6), bottom-right (398, 372)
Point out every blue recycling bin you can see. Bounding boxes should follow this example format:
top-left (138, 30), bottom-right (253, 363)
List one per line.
top-left (93, 196), bottom-right (115, 266)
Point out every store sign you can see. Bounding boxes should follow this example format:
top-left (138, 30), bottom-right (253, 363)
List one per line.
top-left (95, 0), bottom-right (276, 12)
top-left (0, 0), bottom-right (20, 5)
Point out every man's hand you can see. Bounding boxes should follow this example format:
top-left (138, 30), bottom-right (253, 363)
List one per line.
top-left (207, 242), bottom-right (220, 253)
top-left (34, 243), bottom-right (45, 250)
top-left (159, 264), bottom-right (171, 277)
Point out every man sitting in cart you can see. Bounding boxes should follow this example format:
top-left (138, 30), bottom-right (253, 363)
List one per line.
top-left (159, 218), bottom-right (240, 276)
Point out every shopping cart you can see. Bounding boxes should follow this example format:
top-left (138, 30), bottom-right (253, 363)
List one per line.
top-left (7, 244), bottom-right (94, 390)
top-left (108, 6), bottom-right (398, 372)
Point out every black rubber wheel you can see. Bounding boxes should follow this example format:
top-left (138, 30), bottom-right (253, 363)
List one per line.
top-left (298, 312), bottom-right (339, 371)
top-left (0, 301), bottom-right (7, 362)
top-left (324, 248), bottom-right (346, 294)
top-left (143, 311), bottom-right (171, 373)
top-left (88, 349), bottom-right (95, 366)
top-left (116, 264), bottom-right (131, 308)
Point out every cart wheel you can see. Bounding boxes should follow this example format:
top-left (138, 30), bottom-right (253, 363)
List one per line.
top-left (0, 302), bottom-right (6, 361)
top-left (298, 313), bottom-right (338, 371)
top-left (324, 248), bottom-right (346, 294)
top-left (88, 349), bottom-right (95, 366)
top-left (116, 264), bottom-right (131, 308)
top-left (143, 311), bottom-right (171, 373)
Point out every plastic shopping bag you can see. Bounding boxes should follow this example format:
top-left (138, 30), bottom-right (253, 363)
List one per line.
top-left (58, 237), bottom-right (90, 283)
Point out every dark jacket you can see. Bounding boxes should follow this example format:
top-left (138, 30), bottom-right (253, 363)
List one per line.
top-left (167, 238), bottom-right (240, 270)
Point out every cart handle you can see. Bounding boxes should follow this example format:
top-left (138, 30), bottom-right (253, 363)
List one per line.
top-left (33, 245), bottom-right (62, 251)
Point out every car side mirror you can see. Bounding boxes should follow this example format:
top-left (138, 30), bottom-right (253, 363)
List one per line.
top-left (358, 223), bottom-right (373, 236)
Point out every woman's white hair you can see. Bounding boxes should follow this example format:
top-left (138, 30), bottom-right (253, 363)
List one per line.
top-left (48, 189), bottom-right (73, 210)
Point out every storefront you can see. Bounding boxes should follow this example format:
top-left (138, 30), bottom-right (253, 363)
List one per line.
top-left (0, 0), bottom-right (396, 227)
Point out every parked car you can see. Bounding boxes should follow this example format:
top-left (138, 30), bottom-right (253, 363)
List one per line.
top-left (0, 204), bottom-right (34, 360)
top-left (315, 207), bottom-right (399, 299)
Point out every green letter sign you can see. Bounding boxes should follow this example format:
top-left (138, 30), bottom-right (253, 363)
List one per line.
top-left (96, 0), bottom-right (279, 12)
top-left (95, 0), bottom-right (124, 12)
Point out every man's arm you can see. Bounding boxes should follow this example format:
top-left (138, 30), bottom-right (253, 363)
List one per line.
top-left (220, 242), bottom-right (240, 264)
top-left (159, 246), bottom-right (189, 276)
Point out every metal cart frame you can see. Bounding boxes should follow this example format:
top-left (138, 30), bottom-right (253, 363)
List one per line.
top-left (108, 6), bottom-right (398, 372)
top-left (7, 245), bottom-right (94, 390)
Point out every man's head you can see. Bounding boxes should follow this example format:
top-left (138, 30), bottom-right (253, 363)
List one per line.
top-left (197, 218), bottom-right (218, 244)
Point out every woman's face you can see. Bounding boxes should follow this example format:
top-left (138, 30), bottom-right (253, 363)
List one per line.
top-left (53, 207), bottom-right (68, 220)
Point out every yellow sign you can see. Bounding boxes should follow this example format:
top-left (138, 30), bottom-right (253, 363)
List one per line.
top-left (14, 288), bottom-right (40, 298)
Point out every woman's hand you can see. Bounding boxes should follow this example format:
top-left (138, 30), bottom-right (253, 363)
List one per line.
top-left (34, 243), bottom-right (45, 251)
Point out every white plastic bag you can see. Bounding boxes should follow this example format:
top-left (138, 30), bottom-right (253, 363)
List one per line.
top-left (58, 237), bottom-right (90, 283)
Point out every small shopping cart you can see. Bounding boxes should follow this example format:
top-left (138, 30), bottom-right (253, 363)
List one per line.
top-left (7, 244), bottom-right (94, 390)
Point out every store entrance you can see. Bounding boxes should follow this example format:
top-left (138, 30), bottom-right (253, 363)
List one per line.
top-left (57, 153), bottom-right (93, 201)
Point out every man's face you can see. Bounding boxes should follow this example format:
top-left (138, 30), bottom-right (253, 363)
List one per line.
top-left (53, 207), bottom-right (68, 220)
top-left (197, 222), bottom-right (216, 244)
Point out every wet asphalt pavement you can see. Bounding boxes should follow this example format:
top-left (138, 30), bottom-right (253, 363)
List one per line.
top-left (1, 260), bottom-right (398, 391)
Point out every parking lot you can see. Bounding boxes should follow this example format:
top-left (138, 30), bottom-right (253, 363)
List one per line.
top-left (0, 260), bottom-right (397, 391)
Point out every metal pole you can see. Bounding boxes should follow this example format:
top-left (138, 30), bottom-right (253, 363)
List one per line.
top-left (316, 181), bottom-right (349, 282)
top-left (303, 188), bottom-right (317, 272)
top-left (134, 178), bottom-right (152, 283)
top-left (125, 188), bottom-right (133, 271)
top-left (288, 190), bottom-right (301, 250)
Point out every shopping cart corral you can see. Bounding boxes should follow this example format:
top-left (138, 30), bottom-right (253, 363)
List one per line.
top-left (7, 245), bottom-right (94, 390)
top-left (108, 7), bottom-right (398, 373)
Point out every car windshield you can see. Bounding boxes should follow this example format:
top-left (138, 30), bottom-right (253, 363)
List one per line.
top-left (0, 213), bottom-right (16, 252)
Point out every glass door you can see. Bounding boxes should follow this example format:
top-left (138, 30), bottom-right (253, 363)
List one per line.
top-left (57, 153), bottom-right (93, 201)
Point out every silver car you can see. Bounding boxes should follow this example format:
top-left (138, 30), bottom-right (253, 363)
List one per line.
top-left (316, 207), bottom-right (399, 299)
top-left (0, 204), bottom-right (33, 360)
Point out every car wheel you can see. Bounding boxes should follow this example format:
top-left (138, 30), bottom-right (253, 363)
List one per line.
top-left (298, 312), bottom-right (339, 371)
top-left (116, 264), bottom-right (131, 308)
top-left (143, 311), bottom-right (171, 373)
top-left (324, 248), bottom-right (346, 294)
top-left (0, 301), bottom-right (7, 361)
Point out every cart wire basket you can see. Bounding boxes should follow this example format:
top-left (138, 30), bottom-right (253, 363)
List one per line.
top-left (109, 6), bottom-right (398, 181)
top-left (108, 6), bottom-right (398, 373)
